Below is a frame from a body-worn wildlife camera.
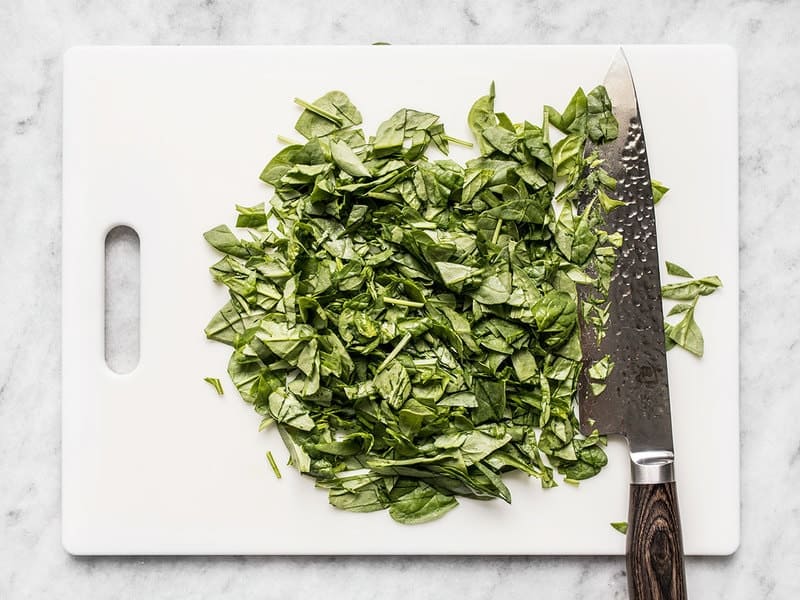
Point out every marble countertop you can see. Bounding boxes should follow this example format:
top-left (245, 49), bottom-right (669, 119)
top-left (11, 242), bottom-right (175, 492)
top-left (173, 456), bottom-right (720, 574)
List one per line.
top-left (1, 0), bottom-right (798, 597)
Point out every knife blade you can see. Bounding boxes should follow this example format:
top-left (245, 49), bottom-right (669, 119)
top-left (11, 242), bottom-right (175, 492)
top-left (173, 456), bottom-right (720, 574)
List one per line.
top-left (576, 49), bottom-right (687, 600)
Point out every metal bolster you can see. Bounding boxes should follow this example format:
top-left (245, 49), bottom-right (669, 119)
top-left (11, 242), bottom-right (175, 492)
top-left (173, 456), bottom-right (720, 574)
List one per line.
top-left (629, 450), bottom-right (675, 484)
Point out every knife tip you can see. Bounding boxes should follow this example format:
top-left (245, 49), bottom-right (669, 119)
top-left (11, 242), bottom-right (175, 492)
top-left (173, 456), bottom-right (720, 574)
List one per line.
top-left (608, 46), bottom-right (631, 77)
top-left (604, 47), bottom-right (638, 111)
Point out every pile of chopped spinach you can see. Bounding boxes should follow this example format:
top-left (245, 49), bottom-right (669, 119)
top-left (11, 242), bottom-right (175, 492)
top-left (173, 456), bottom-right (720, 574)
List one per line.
top-left (203, 85), bottom-right (649, 524)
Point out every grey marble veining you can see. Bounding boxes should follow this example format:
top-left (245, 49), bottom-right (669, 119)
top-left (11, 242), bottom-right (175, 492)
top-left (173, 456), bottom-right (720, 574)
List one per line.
top-left (2, 0), bottom-right (799, 598)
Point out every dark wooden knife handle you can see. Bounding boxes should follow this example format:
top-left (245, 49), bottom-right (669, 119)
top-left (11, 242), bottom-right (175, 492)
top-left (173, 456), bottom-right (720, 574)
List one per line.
top-left (627, 482), bottom-right (687, 600)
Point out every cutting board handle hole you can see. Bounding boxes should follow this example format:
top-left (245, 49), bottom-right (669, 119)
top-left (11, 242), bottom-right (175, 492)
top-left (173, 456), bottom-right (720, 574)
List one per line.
top-left (105, 225), bottom-right (140, 374)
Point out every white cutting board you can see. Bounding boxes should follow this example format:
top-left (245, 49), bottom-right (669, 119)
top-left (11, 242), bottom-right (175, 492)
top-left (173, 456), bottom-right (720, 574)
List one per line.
top-left (62, 45), bottom-right (739, 555)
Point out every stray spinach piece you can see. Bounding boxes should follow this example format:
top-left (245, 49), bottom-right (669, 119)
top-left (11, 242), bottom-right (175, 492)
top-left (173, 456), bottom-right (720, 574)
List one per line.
top-left (652, 180), bottom-right (669, 204)
top-left (661, 276), bottom-right (722, 301)
top-left (665, 261), bottom-right (693, 278)
top-left (204, 377), bottom-right (224, 395)
top-left (235, 203), bottom-right (268, 230)
top-left (665, 298), bottom-right (704, 357)
top-left (266, 451), bottom-right (282, 479)
top-left (294, 91), bottom-right (362, 140)
top-left (662, 263), bottom-right (723, 357)
top-left (611, 521), bottom-right (628, 534)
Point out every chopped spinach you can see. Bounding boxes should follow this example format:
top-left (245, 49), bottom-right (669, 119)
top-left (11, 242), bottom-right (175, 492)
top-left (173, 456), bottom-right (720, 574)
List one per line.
top-left (266, 450), bottom-right (282, 479)
top-left (662, 262), bottom-right (723, 357)
top-left (205, 85), bottom-right (632, 524)
top-left (611, 521), bottom-right (628, 534)
top-left (651, 180), bottom-right (669, 204)
top-left (665, 261), bottom-right (693, 278)
top-left (204, 377), bottom-right (224, 395)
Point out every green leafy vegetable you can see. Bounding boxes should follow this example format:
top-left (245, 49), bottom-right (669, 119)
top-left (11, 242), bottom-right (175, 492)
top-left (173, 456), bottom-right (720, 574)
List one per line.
top-left (205, 85), bottom-right (626, 524)
top-left (388, 482), bottom-right (459, 524)
top-left (586, 86), bottom-right (618, 143)
top-left (662, 262), bottom-right (723, 357)
top-left (665, 261), bottom-right (693, 278)
top-left (545, 85), bottom-right (617, 144)
top-left (652, 180), bottom-right (669, 204)
top-left (294, 92), bottom-right (362, 140)
top-left (204, 377), bottom-right (224, 395)
top-left (664, 298), bottom-right (704, 356)
top-left (661, 276), bottom-right (723, 301)
top-left (587, 355), bottom-right (614, 396)
top-left (611, 521), bottom-right (628, 534)
top-left (330, 139), bottom-right (371, 178)
top-left (266, 450), bottom-right (282, 479)
top-left (468, 81), bottom-right (498, 155)
top-left (545, 88), bottom-right (587, 135)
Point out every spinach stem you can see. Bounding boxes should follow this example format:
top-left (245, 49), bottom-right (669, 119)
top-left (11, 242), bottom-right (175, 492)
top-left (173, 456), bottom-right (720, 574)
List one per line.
top-left (542, 108), bottom-right (551, 144)
top-left (443, 134), bottom-right (474, 148)
top-left (382, 297), bottom-right (425, 308)
top-left (491, 218), bottom-right (504, 245)
top-left (266, 451), bottom-right (282, 479)
top-left (294, 97), bottom-right (344, 126)
top-left (376, 332), bottom-right (413, 373)
top-left (445, 267), bottom-right (484, 286)
top-left (277, 134), bottom-right (302, 146)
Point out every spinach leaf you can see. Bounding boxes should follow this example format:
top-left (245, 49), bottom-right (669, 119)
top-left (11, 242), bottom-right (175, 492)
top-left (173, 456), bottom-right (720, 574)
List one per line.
top-left (330, 140), bottom-right (371, 178)
top-left (665, 298), bottom-right (704, 356)
top-left (235, 203), bottom-right (268, 230)
top-left (468, 82), bottom-right (499, 155)
top-left (204, 225), bottom-right (252, 259)
top-left (327, 475), bottom-right (388, 513)
top-left (532, 291), bottom-right (578, 350)
top-left (662, 265), bottom-right (723, 357)
top-left (555, 200), bottom-right (598, 264)
top-left (665, 261), bottom-right (693, 278)
top-left (203, 377), bottom-right (224, 395)
top-left (374, 361), bottom-right (412, 409)
top-left (661, 276), bottom-right (722, 300)
top-left (388, 482), bottom-right (459, 524)
top-left (586, 86), bottom-right (618, 143)
top-left (269, 389), bottom-right (316, 431)
top-left (294, 91), bottom-right (362, 139)
top-left (611, 521), bottom-right (628, 534)
top-left (551, 134), bottom-right (585, 178)
top-left (545, 88), bottom-right (587, 135)
top-left (652, 180), bottom-right (669, 204)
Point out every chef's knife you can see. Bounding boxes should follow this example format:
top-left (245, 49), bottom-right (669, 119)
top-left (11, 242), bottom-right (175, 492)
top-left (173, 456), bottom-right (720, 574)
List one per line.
top-left (576, 50), bottom-right (687, 599)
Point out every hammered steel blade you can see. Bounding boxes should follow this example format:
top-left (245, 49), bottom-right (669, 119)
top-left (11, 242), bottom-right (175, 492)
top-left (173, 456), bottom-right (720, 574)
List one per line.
top-left (576, 50), bottom-right (673, 460)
